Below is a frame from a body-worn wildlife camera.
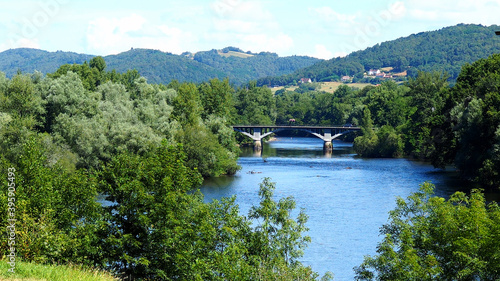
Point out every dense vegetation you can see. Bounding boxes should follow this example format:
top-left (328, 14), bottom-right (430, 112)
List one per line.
top-left (0, 58), bottom-right (329, 280)
top-left (258, 24), bottom-right (500, 86)
top-left (0, 47), bottom-right (319, 86)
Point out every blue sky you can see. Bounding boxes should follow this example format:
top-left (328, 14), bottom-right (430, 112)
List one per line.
top-left (1, 0), bottom-right (499, 59)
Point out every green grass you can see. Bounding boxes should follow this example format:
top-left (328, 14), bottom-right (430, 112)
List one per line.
top-left (0, 260), bottom-right (117, 281)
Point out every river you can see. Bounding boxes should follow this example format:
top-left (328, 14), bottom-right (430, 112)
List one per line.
top-left (200, 137), bottom-right (470, 280)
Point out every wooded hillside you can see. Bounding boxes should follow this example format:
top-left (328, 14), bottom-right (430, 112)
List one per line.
top-left (0, 47), bottom-right (319, 85)
top-left (258, 24), bottom-right (500, 86)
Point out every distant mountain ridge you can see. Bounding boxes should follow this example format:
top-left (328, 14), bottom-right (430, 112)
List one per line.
top-left (257, 24), bottom-right (500, 86)
top-left (0, 47), bottom-right (320, 85)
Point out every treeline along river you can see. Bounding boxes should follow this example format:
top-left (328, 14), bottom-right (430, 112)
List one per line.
top-left (200, 137), bottom-right (479, 280)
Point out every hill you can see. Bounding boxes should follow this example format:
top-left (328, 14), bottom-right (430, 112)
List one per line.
top-left (257, 24), bottom-right (500, 86)
top-left (104, 48), bottom-right (228, 84)
top-left (192, 49), bottom-right (320, 84)
top-left (0, 47), bottom-right (320, 85)
top-left (0, 48), bottom-right (92, 77)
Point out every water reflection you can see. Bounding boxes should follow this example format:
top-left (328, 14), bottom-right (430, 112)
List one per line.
top-left (241, 137), bottom-right (351, 158)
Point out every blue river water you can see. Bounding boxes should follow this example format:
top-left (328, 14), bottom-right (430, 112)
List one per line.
top-left (200, 137), bottom-right (470, 280)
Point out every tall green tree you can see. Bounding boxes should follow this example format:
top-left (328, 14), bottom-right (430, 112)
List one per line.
top-left (248, 178), bottom-right (311, 266)
top-left (234, 81), bottom-right (277, 125)
top-left (199, 78), bottom-right (235, 120)
top-left (0, 73), bottom-right (45, 130)
top-left (354, 108), bottom-right (403, 158)
top-left (403, 71), bottom-right (449, 159)
top-left (365, 81), bottom-right (410, 128)
top-left (355, 183), bottom-right (500, 280)
top-left (172, 82), bottom-right (202, 126)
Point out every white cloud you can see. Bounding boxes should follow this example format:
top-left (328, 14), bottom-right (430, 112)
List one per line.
top-left (308, 7), bottom-right (358, 36)
top-left (310, 7), bottom-right (357, 23)
top-left (210, 0), bottom-right (273, 21)
top-left (212, 19), bottom-right (260, 34)
top-left (207, 0), bottom-right (293, 54)
top-left (1, 37), bottom-right (40, 50)
top-left (241, 33), bottom-right (294, 54)
top-left (310, 44), bottom-right (333, 60)
top-left (405, 0), bottom-right (500, 25)
top-left (85, 14), bottom-right (193, 55)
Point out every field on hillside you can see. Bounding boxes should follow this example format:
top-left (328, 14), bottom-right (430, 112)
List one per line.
top-left (319, 82), bottom-right (373, 93)
top-left (218, 51), bottom-right (254, 58)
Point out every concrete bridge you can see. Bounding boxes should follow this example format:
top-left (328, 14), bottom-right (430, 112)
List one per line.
top-left (232, 125), bottom-right (361, 151)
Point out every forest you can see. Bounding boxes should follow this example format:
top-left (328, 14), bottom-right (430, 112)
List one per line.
top-left (1, 50), bottom-right (500, 280)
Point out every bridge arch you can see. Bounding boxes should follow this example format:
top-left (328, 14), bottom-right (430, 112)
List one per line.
top-left (232, 125), bottom-right (361, 151)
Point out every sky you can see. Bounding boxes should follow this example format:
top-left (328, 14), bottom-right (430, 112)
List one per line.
top-left (1, 0), bottom-right (499, 59)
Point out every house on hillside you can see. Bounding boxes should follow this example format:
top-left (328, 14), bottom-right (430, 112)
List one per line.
top-left (299, 78), bottom-right (312, 83)
top-left (368, 69), bottom-right (381, 76)
top-left (341, 76), bottom-right (351, 82)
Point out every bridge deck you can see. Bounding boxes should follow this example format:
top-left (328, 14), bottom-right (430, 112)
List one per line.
top-left (232, 125), bottom-right (361, 130)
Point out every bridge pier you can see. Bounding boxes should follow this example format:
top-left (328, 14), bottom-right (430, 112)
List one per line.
top-left (323, 140), bottom-right (333, 152)
top-left (323, 130), bottom-right (332, 152)
top-left (253, 128), bottom-right (262, 151)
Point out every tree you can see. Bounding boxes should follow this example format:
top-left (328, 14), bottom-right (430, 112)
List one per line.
top-left (0, 73), bottom-right (45, 129)
top-left (353, 108), bottom-right (378, 157)
top-left (172, 82), bottom-right (202, 126)
top-left (248, 178), bottom-right (311, 266)
top-left (234, 81), bottom-right (277, 125)
top-left (198, 78), bottom-right (235, 120)
top-left (403, 71), bottom-right (449, 159)
top-left (355, 183), bottom-right (500, 280)
top-left (177, 123), bottom-right (240, 177)
top-left (354, 108), bottom-right (403, 158)
top-left (365, 81), bottom-right (410, 128)
top-left (98, 142), bottom-right (204, 279)
top-left (0, 135), bottom-right (103, 266)
top-left (89, 56), bottom-right (106, 72)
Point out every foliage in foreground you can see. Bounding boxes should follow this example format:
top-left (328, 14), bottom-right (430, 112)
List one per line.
top-left (355, 183), bottom-right (500, 280)
top-left (0, 130), bottom-right (325, 280)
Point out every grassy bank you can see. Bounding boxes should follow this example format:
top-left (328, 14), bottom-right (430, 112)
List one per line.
top-left (0, 260), bottom-right (117, 281)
